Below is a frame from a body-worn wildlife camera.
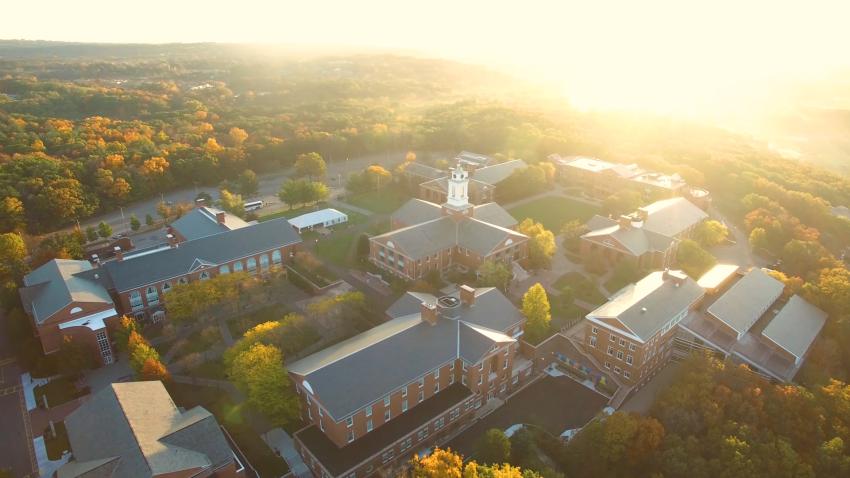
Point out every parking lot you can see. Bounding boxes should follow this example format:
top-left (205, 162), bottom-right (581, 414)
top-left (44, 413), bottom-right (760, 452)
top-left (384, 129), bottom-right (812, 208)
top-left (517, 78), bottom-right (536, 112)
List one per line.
top-left (446, 375), bottom-right (608, 458)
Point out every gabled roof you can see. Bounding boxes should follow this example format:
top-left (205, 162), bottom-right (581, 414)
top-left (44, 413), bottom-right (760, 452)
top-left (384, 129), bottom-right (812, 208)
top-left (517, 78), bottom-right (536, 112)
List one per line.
top-left (289, 208), bottom-right (348, 230)
top-left (289, 287), bottom-right (522, 420)
top-left (588, 270), bottom-right (704, 342)
top-left (104, 218), bottom-right (301, 291)
top-left (472, 203), bottom-right (518, 229)
top-left (638, 197), bottom-right (707, 237)
top-left (762, 295), bottom-right (827, 359)
top-left (707, 268), bottom-right (784, 336)
top-left (61, 381), bottom-right (234, 478)
top-left (391, 199), bottom-right (442, 226)
top-left (582, 219), bottom-right (674, 256)
top-left (169, 206), bottom-right (250, 241)
top-left (20, 259), bottom-right (113, 324)
top-left (456, 151), bottom-right (493, 167)
top-left (471, 159), bottom-right (528, 185)
top-left (402, 162), bottom-right (446, 180)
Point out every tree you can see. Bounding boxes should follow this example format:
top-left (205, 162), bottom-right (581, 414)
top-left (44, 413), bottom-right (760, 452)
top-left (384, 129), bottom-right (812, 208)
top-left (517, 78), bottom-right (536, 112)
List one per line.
top-left (227, 343), bottom-right (300, 425)
top-left (85, 226), bottom-right (98, 242)
top-left (145, 213), bottom-right (154, 226)
top-left (405, 151), bottom-right (417, 162)
top-left (56, 335), bottom-right (95, 376)
top-left (517, 219), bottom-right (556, 269)
top-left (356, 233), bottom-right (371, 259)
top-left (228, 126), bottom-right (249, 146)
top-left (522, 283), bottom-right (551, 344)
top-left (408, 448), bottom-right (540, 478)
top-left (279, 179), bottom-right (305, 209)
top-left (140, 357), bottom-right (171, 381)
top-left (603, 190), bottom-right (643, 216)
top-left (0, 196), bottom-right (25, 232)
top-left (781, 240), bottom-right (834, 278)
top-left (560, 219), bottom-right (588, 252)
top-left (156, 201), bottom-right (171, 219)
top-left (693, 219), bottom-right (729, 247)
top-left (476, 428), bottom-right (511, 465)
top-left (129, 214), bottom-right (141, 231)
top-left (0, 232), bottom-right (27, 282)
top-left (676, 239), bottom-right (716, 278)
top-left (217, 188), bottom-right (245, 217)
top-left (237, 169), bottom-right (259, 196)
top-left (304, 181), bottom-right (329, 205)
top-left (97, 221), bottom-right (112, 239)
top-left (478, 260), bottom-right (512, 292)
top-left (809, 267), bottom-right (850, 315)
top-left (294, 152), bottom-right (327, 180)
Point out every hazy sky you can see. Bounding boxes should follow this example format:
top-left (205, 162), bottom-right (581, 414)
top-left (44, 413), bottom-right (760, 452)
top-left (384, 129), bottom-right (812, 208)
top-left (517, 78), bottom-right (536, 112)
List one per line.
top-left (6, 0), bottom-right (850, 116)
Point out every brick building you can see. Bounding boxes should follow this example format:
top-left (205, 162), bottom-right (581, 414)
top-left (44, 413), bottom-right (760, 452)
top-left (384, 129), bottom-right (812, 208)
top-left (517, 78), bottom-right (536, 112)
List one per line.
top-left (370, 165), bottom-right (528, 280)
top-left (289, 286), bottom-right (533, 478)
top-left (549, 155), bottom-right (688, 199)
top-left (19, 218), bottom-right (302, 366)
top-left (418, 158), bottom-right (526, 205)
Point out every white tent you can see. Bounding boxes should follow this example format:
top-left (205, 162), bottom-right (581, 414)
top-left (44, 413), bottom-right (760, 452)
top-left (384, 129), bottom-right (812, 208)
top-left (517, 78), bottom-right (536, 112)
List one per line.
top-left (289, 208), bottom-right (348, 232)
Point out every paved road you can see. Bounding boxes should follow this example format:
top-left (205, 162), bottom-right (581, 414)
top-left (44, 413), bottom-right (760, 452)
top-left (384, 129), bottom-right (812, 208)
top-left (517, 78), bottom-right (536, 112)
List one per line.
top-left (0, 311), bottom-right (38, 477)
top-left (76, 151), bottom-right (408, 234)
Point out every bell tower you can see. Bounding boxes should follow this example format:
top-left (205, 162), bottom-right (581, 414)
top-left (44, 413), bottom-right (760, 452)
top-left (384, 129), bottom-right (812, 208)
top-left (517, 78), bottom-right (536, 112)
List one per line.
top-left (446, 164), bottom-right (469, 210)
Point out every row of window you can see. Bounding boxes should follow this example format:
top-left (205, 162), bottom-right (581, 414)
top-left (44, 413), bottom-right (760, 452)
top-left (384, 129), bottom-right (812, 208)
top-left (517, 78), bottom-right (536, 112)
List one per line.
top-left (603, 361), bottom-right (632, 379)
top-left (605, 346), bottom-right (634, 365)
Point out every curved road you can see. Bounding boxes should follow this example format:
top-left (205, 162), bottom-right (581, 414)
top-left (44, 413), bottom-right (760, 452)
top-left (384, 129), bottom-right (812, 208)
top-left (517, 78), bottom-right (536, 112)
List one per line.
top-left (77, 151), bottom-right (408, 234)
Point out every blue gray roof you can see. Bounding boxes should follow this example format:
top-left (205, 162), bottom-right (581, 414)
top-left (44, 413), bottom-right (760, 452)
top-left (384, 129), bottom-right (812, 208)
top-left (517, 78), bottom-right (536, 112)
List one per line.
top-left (104, 218), bottom-right (301, 291)
top-left (169, 206), bottom-right (250, 241)
top-left (290, 287), bottom-right (522, 420)
top-left (20, 260), bottom-right (113, 324)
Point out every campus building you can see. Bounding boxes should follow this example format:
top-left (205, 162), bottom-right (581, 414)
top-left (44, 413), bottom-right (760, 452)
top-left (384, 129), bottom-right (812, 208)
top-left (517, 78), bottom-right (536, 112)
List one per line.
top-left (370, 165), bottom-right (529, 281)
top-left (578, 266), bottom-right (828, 388)
top-left (418, 158), bottom-right (526, 205)
top-left (289, 286), bottom-right (532, 478)
top-left (19, 218), bottom-right (302, 366)
top-left (549, 155), bottom-right (688, 199)
top-left (580, 197), bottom-right (708, 269)
top-left (58, 381), bottom-right (245, 478)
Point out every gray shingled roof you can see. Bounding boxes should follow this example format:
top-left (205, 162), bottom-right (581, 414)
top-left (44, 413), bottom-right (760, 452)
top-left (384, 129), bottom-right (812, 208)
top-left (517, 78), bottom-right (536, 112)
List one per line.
top-left (472, 159), bottom-right (528, 185)
top-left (707, 268), bottom-right (784, 336)
top-left (169, 206), bottom-right (250, 241)
top-left (762, 295), bottom-right (827, 359)
top-left (104, 218), bottom-right (301, 291)
top-left (290, 287), bottom-right (521, 420)
top-left (20, 260), bottom-right (113, 324)
top-left (403, 162), bottom-right (446, 180)
top-left (639, 197), bottom-right (708, 237)
top-left (391, 199), bottom-right (442, 226)
top-left (582, 221), bottom-right (674, 256)
top-left (61, 381), bottom-right (234, 478)
top-left (589, 270), bottom-right (704, 341)
top-left (472, 203), bottom-right (518, 229)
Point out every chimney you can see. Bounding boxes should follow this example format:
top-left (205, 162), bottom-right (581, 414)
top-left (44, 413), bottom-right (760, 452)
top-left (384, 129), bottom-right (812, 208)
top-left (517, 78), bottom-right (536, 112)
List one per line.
top-left (166, 233), bottom-right (177, 248)
top-left (637, 208), bottom-right (649, 221)
top-left (420, 302), bottom-right (438, 326)
top-left (113, 246), bottom-right (123, 262)
top-left (618, 215), bottom-right (632, 229)
top-left (459, 285), bottom-right (476, 306)
top-left (216, 211), bottom-right (226, 225)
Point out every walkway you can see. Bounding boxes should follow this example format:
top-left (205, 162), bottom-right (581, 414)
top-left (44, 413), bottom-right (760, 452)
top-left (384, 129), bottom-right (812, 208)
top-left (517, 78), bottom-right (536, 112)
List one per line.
top-left (263, 428), bottom-right (311, 478)
top-left (29, 397), bottom-right (85, 437)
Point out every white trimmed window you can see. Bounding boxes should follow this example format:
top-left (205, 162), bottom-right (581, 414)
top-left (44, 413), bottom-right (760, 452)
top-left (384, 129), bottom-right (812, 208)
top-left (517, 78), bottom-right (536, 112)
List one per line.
top-left (219, 265), bottom-right (230, 275)
top-left (233, 261), bottom-right (243, 272)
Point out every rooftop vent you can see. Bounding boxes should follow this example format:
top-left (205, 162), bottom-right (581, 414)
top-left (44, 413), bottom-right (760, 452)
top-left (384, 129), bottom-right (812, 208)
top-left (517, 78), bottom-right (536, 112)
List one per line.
top-left (640, 307), bottom-right (647, 313)
top-left (437, 296), bottom-right (461, 319)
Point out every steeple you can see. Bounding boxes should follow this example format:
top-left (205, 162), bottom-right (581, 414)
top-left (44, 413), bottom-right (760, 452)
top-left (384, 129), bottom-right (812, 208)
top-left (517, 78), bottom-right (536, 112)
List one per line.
top-left (446, 164), bottom-right (469, 210)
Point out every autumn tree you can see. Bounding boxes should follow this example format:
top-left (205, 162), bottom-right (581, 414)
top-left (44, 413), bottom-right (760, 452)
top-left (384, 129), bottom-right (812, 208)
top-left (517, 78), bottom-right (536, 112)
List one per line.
top-left (676, 239), bottom-right (716, 278)
top-left (0, 196), bottom-right (25, 232)
top-left (227, 343), bottom-right (299, 426)
top-left (517, 219), bottom-right (556, 269)
top-left (140, 357), bottom-right (171, 381)
top-left (97, 221), bottom-right (112, 239)
top-left (237, 169), bottom-right (259, 196)
top-left (692, 219), bottom-right (729, 247)
top-left (478, 260), bottom-right (512, 292)
top-left (781, 239), bottom-right (834, 278)
top-left (0, 232), bottom-right (28, 283)
top-left (228, 126), bottom-right (249, 146)
top-left (560, 219), bottom-right (588, 252)
top-left (129, 214), bottom-right (141, 231)
top-left (522, 283), bottom-right (551, 344)
top-left (217, 188), bottom-right (245, 217)
top-left (294, 152), bottom-right (327, 180)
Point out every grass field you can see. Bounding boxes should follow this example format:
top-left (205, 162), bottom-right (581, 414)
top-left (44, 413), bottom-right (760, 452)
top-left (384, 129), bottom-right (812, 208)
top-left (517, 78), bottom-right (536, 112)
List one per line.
top-left (346, 186), bottom-right (409, 214)
top-left (554, 271), bottom-right (607, 306)
top-left (508, 196), bottom-right (600, 231)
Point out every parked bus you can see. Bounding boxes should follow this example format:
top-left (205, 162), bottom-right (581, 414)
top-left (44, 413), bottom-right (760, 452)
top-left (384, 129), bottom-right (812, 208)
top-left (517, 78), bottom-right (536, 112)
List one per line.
top-left (244, 200), bottom-right (264, 212)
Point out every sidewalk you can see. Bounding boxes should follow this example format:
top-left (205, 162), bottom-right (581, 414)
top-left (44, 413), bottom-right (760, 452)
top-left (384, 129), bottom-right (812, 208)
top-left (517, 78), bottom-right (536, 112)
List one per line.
top-left (263, 428), bottom-right (311, 478)
top-left (29, 396), bottom-right (85, 437)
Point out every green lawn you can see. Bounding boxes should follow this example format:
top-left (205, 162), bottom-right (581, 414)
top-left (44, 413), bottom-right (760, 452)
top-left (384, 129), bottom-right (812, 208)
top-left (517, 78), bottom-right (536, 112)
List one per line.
top-left (314, 230), bottom-right (358, 267)
top-left (190, 357), bottom-right (228, 380)
top-left (509, 196), bottom-right (600, 231)
top-left (165, 383), bottom-right (289, 478)
top-left (34, 376), bottom-right (81, 408)
top-left (554, 272), bottom-right (607, 306)
top-left (346, 186), bottom-right (409, 214)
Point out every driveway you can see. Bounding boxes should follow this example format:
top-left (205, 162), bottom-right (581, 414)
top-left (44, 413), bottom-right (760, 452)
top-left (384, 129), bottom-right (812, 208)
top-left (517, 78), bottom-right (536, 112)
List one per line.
top-left (446, 375), bottom-right (607, 459)
top-left (0, 310), bottom-right (38, 477)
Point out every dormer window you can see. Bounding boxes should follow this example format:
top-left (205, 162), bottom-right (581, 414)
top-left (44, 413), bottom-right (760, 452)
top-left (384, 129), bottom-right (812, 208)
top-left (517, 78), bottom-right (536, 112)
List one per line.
top-left (70, 307), bottom-right (82, 314)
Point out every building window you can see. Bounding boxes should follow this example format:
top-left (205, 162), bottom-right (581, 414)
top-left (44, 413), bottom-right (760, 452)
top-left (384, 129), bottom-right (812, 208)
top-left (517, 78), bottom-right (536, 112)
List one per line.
top-left (417, 427), bottom-right (428, 440)
top-left (619, 338), bottom-right (626, 347)
top-left (624, 370), bottom-right (631, 379)
top-left (366, 406), bottom-right (372, 417)
top-left (318, 407), bottom-right (323, 417)
top-left (320, 420), bottom-right (324, 432)
top-left (614, 366), bottom-right (622, 375)
top-left (434, 417), bottom-right (445, 430)
top-left (418, 390), bottom-right (424, 402)
top-left (162, 281), bottom-right (172, 293)
top-left (450, 408), bottom-right (460, 420)
top-left (346, 417), bottom-right (353, 428)
top-left (617, 351), bottom-right (624, 360)
top-left (129, 290), bottom-right (143, 309)
top-left (500, 384), bottom-right (506, 393)
top-left (382, 450), bottom-right (394, 464)
top-left (233, 261), bottom-right (243, 272)
top-left (462, 376), bottom-right (467, 386)
top-left (219, 264), bottom-right (230, 275)
top-left (383, 396), bottom-right (390, 407)
top-left (434, 369), bottom-right (439, 380)
top-left (626, 355), bottom-right (633, 365)
top-left (402, 399), bottom-right (408, 412)
top-left (589, 336), bottom-right (597, 347)
top-left (434, 382), bottom-right (439, 393)
top-left (199, 271), bottom-right (210, 281)
top-left (96, 329), bottom-right (113, 365)
top-left (178, 276), bottom-right (188, 285)
top-left (512, 375), bottom-right (519, 385)
top-left (604, 361), bottom-right (611, 370)
top-left (366, 419), bottom-right (373, 432)
top-left (592, 326), bottom-right (598, 335)
top-left (610, 334), bottom-right (616, 342)
top-left (272, 249), bottom-right (282, 265)
top-left (401, 437), bottom-right (412, 451)
top-left (247, 257), bottom-right (257, 274)
top-left (260, 254), bottom-right (270, 271)
top-left (401, 388), bottom-right (407, 398)
top-left (384, 409), bottom-right (391, 421)
top-left (607, 346), bottom-right (614, 356)
top-left (629, 343), bottom-right (636, 351)
top-left (449, 374), bottom-right (454, 385)
top-left (478, 375), bottom-right (482, 385)
top-left (347, 430), bottom-right (355, 443)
